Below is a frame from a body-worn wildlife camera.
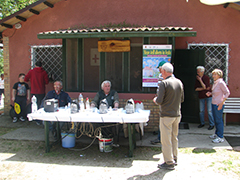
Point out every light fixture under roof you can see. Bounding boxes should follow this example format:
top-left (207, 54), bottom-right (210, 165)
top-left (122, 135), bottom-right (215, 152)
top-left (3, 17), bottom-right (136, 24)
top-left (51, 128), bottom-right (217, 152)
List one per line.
top-left (15, 23), bottom-right (22, 29)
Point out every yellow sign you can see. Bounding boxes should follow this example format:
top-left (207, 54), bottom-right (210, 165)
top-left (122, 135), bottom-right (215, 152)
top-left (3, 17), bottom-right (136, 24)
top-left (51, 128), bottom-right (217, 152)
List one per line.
top-left (98, 40), bottom-right (130, 52)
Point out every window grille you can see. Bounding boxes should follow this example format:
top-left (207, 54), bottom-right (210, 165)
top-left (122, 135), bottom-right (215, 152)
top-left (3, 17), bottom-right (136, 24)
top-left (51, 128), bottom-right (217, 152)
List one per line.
top-left (29, 44), bottom-right (62, 81)
top-left (187, 43), bottom-right (230, 84)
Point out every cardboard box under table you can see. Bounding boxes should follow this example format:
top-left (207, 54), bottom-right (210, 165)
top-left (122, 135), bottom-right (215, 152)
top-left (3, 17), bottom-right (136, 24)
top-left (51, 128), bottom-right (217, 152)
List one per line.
top-left (27, 108), bottom-right (150, 157)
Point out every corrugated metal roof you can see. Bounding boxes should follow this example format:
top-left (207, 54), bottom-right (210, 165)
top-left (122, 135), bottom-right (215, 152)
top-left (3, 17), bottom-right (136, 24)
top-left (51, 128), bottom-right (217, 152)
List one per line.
top-left (40, 26), bottom-right (193, 34)
top-left (38, 26), bottom-right (197, 39)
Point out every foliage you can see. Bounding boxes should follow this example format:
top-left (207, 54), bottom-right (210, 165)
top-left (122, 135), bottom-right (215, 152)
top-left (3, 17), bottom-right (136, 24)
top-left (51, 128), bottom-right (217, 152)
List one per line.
top-left (0, 0), bottom-right (38, 19)
top-left (70, 20), bottom-right (141, 30)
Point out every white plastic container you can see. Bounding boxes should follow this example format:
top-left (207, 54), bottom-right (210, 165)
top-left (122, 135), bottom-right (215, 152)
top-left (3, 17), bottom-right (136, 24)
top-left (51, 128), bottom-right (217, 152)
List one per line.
top-left (31, 95), bottom-right (38, 113)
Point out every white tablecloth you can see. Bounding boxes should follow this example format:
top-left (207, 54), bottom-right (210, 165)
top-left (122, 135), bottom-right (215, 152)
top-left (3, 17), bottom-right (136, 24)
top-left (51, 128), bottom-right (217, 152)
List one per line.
top-left (27, 108), bottom-right (150, 124)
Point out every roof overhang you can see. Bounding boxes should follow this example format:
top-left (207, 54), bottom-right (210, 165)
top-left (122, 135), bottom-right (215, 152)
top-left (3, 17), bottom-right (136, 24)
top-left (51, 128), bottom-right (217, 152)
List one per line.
top-left (0, 0), bottom-right (62, 33)
top-left (38, 27), bottom-right (197, 39)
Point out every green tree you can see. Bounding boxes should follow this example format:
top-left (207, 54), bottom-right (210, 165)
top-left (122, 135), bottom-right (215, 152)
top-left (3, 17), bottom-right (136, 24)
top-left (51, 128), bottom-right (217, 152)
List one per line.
top-left (0, 0), bottom-right (38, 18)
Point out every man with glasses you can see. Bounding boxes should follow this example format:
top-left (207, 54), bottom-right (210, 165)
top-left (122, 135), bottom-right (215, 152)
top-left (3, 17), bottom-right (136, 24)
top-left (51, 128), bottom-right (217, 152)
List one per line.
top-left (41, 81), bottom-right (71, 139)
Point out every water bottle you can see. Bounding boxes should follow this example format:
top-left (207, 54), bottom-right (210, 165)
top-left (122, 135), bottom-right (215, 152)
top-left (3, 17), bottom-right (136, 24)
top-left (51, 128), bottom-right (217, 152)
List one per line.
top-left (31, 95), bottom-right (38, 113)
top-left (67, 102), bottom-right (71, 114)
top-left (79, 93), bottom-right (84, 111)
top-left (78, 93), bottom-right (82, 108)
top-left (85, 97), bottom-right (90, 110)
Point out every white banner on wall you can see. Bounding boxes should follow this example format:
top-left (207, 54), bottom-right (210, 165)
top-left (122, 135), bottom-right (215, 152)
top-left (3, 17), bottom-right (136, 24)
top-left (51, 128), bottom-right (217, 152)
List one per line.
top-left (142, 45), bottom-right (172, 87)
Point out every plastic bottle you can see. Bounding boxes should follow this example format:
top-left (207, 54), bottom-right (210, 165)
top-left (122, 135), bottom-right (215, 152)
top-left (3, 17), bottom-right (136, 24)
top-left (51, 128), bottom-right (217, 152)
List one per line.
top-left (79, 93), bottom-right (84, 111)
top-left (85, 97), bottom-right (90, 110)
top-left (31, 95), bottom-right (38, 113)
top-left (78, 93), bottom-right (82, 108)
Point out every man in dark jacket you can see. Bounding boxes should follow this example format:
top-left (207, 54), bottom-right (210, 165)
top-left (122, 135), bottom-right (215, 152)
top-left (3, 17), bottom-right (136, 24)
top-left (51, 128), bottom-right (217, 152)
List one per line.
top-left (42, 81), bottom-right (71, 108)
top-left (41, 81), bottom-right (71, 140)
top-left (24, 61), bottom-right (49, 109)
top-left (153, 63), bottom-right (184, 170)
top-left (90, 80), bottom-right (119, 109)
top-left (90, 80), bottom-right (119, 142)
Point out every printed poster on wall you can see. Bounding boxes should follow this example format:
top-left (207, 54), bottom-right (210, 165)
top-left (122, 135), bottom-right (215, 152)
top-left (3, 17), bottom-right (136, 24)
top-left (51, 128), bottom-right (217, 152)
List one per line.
top-left (142, 45), bottom-right (172, 87)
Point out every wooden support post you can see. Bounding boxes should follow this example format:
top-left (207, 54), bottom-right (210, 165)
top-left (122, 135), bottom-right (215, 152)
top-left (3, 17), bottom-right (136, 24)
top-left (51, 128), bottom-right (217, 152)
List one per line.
top-left (44, 121), bottom-right (50, 153)
top-left (56, 122), bottom-right (61, 145)
top-left (132, 124), bottom-right (136, 149)
top-left (128, 123), bottom-right (133, 157)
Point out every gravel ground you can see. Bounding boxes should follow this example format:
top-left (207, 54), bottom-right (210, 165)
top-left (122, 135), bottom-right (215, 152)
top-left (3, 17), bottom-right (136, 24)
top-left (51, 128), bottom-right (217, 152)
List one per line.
top-left (0, 135), bottom-right (239, 179)
top-left (0, 114), bottom-right (239, 180)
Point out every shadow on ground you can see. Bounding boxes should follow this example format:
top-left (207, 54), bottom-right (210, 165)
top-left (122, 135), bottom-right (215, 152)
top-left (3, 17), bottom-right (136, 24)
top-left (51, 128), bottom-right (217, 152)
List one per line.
top-left (224, 136), bottom-right (240, 147)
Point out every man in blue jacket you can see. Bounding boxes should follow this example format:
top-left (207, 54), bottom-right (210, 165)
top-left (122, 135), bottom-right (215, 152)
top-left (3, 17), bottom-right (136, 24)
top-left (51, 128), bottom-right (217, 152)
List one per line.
top-left (43, 81), bottom-right (71, 107)
top-left (42, 81), bottom-right (71, 139)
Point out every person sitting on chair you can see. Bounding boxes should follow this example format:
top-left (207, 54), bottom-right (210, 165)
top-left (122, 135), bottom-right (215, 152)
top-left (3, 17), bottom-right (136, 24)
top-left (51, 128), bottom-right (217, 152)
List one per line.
top-left (41, 81), bottom-right (71, 139)
top-left (90, 80), bottom-right (119, 109)
top-left (90, 80), bottom-right (119, 143)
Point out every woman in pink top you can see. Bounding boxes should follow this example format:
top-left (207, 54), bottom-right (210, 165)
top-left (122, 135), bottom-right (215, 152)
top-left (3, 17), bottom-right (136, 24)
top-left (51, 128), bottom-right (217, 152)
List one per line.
top-left (206, 69), bottom-right (230, 143)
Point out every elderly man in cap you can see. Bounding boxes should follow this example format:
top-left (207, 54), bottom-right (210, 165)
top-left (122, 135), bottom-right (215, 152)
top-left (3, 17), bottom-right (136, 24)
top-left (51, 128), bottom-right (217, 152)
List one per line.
top-left (150, 60), bottom-right (167, 145)
top-left (153, 63), bottom-right (184, 170)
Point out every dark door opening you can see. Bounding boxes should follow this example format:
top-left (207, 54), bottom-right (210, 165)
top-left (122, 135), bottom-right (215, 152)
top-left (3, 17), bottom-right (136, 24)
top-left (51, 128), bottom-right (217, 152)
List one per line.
top-left (173, 49), bottom-right (205, 123)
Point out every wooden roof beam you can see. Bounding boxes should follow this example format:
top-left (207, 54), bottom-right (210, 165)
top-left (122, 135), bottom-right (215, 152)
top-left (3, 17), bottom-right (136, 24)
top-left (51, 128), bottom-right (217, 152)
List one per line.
top-left (1, 23), bottom-right (13, 29)
top-left (44, 1), bottom-right (54, 8)
top-left (223, 3), bottom-right (230, 8)
top-left (29, 8), bottom-right (40, 15)
top-left (16, 15), bottom-right (27, 22)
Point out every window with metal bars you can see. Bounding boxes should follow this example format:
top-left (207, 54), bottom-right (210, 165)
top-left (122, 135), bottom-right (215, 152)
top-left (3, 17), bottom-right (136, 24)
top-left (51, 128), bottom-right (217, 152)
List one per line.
top-left (187, 43), bottom-right (229, 84)
top-left (30, 44), bottom-right (62, 81)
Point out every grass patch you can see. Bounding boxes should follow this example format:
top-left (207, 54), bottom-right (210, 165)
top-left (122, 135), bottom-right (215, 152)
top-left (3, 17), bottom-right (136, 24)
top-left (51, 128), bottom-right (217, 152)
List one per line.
top-left (12, 147), bottom-right (21, 152)
top-left (43, 151), bottom-right (61, 157)
top-left (150, 147), bottom-right (161, 152)
top-left (219, 159), bottom-right (239, 173)
top-left (209, 162), bottom-right (215, 167)
top-left (27, 145), bottom-right (32, 150)
top-left (38, 145), bottom-right (44, 150)
top-left (179, 148), bottom-right (193, 154)
top-left (111, 152), bottom-right (119, 158)
top-left (192, 148), bottom-right (216, 154)
top-left (0, 127), bottom-right (17, 136)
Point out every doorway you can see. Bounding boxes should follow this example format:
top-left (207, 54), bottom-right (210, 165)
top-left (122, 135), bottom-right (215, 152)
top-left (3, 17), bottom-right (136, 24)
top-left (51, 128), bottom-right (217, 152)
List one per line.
top-left (173, 49), bottom-right (205, 123)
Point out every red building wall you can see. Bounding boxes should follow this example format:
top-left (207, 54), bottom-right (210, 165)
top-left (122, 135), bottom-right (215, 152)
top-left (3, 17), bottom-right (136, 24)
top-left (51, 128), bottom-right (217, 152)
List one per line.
top-left (2, 0), bottom-right (240, 124)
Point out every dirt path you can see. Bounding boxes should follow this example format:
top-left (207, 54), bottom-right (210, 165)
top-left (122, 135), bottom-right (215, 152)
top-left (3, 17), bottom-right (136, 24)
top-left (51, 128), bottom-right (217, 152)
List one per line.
top-left (0, 114), bottom-right (239, 180)
top-left (0, 137), bottom-right (239, 180)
